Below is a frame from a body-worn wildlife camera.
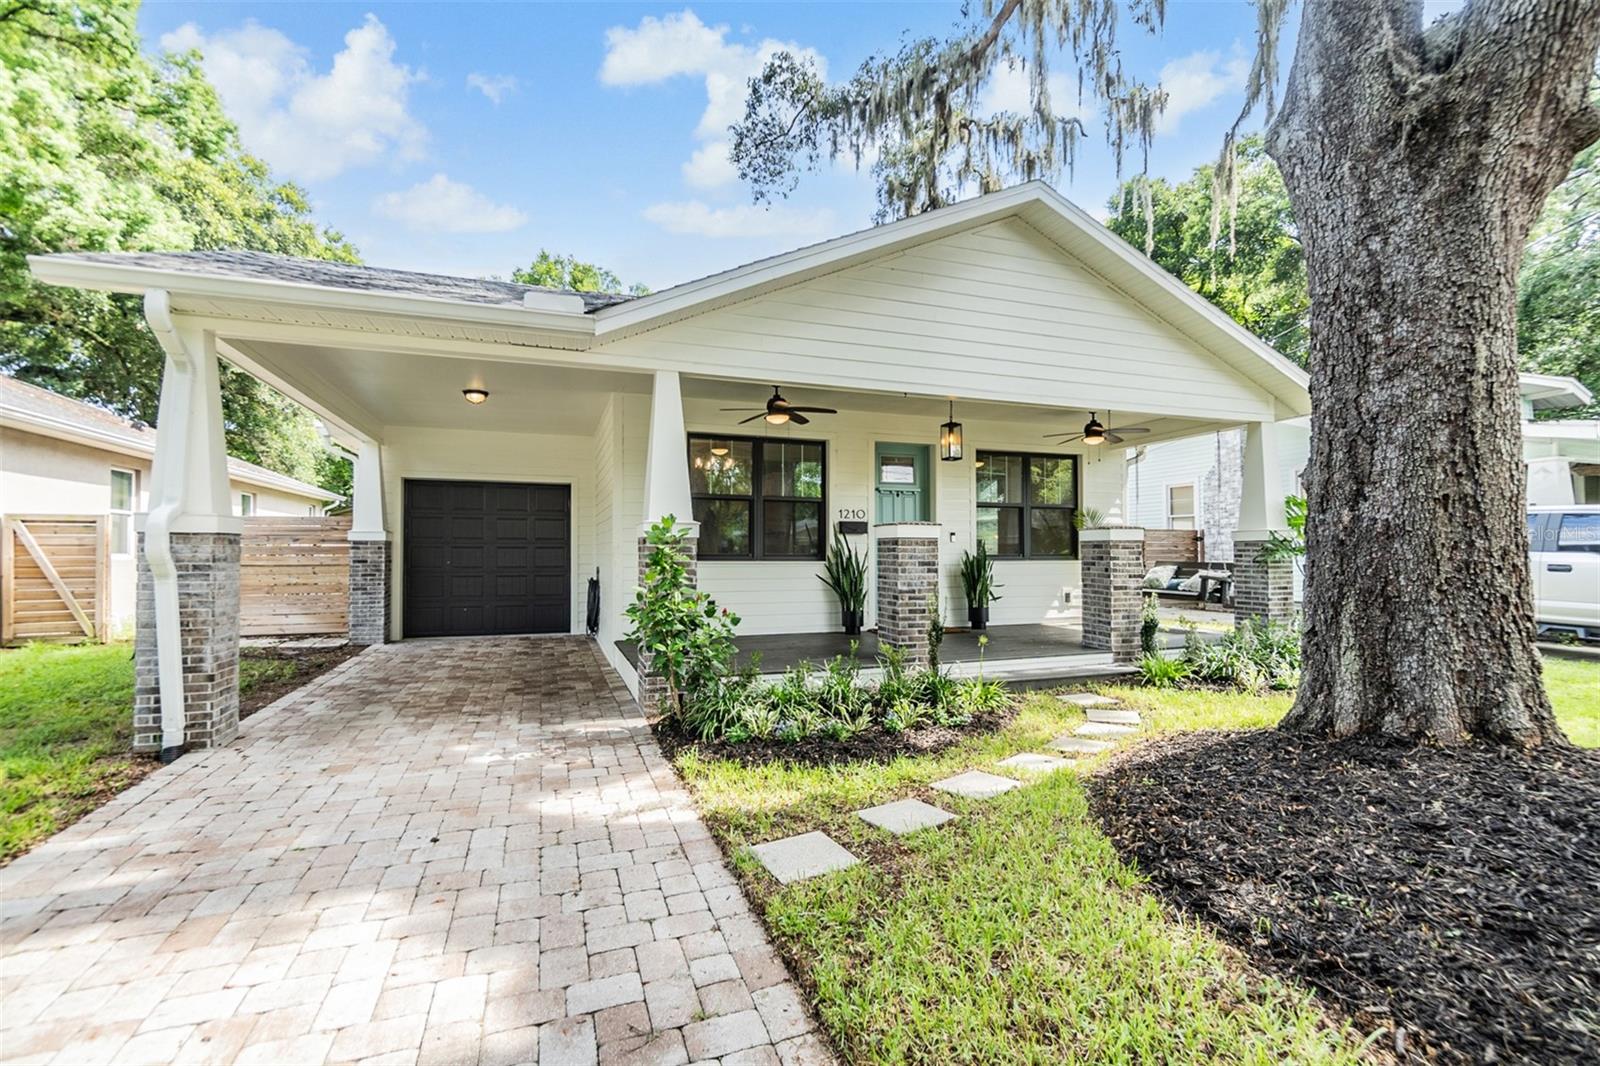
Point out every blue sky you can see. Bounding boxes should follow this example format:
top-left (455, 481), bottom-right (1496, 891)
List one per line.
top-left (134, 2), bottom-right (1452, 291)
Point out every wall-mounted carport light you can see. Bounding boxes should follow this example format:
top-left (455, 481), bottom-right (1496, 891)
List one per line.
top-left (462, 388), bottom-right (489, 405)
top-left (939, 400), bottom-right (964, 461)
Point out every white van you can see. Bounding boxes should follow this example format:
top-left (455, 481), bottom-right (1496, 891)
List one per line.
top-left (1529, 505), bottom-right (1600, 641)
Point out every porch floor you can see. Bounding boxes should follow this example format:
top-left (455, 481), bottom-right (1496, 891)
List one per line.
top-left (618, 622), bottom-right (1190, 677)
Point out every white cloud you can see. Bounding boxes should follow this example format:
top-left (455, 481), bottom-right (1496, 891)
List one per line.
top-left (1155, 50), bottom-right (1249, 134)
top-left (161, 14), bottom-right (425, 182)
top-left (373, 174), bottom-right (528, 233)
top-left (979, 59), bottom-right (1091, 123)
top-left (682, 142), bottom-right (739, 189)
top-left (467, 72), bottom-right (518, 104)
top-left (600, 10), bottom-right (825, 189)
top-left (642, 200), bottom-right (835, 239)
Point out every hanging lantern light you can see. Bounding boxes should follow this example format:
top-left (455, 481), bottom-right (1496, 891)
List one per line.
top-left (939, 400), bottom-right (964, 461)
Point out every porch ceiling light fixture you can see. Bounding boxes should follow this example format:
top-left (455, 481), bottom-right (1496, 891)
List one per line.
top-left (462, 388), bottom-right (489, 405)
top-left (939, 400), bottom-right (964, 461)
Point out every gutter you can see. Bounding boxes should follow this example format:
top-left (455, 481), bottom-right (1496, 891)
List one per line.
top-left (142, 290), bottom-right (191, 764)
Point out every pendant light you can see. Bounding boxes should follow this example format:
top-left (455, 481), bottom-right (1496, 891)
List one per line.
top-left (939, 400), bottom-right (964, 461)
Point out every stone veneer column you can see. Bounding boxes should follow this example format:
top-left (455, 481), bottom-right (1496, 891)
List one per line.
top-left (636, 532), bottom-right (698, 716)
top-left (1231, 533), bottom-right (1296, 627)
top-left (134, 531), bottom-right (241, 752)
top-left (874, 522), bottom-right (941, 667)
top-left (348, 540), bottom-right (391, 645)
top-left (1080, 527), bottom-right (1147, 663)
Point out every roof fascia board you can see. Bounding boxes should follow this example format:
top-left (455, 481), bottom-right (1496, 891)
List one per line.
top-left (27, 255), bottom-right (597, 337)
top-left (0, 403), bottom-right (337, 499)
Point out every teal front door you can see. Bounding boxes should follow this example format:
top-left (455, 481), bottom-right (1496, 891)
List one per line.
top-left (875, 443), bottom-right (931, 522)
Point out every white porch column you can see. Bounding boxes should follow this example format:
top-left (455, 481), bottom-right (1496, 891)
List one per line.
top-left (135, 295), bottom-right (243, 760)
top-left (640, 370), bottom-right (697, 534)
top-left (347, 440), bottom-right (391, 645)
top-left (1233, 420), bottom-right (1295, 626)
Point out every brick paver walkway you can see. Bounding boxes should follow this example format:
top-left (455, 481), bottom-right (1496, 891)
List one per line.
top-left (0, 637), bottom-right (831, 1065)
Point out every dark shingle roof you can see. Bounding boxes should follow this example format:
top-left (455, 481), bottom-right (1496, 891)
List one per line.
top-left (53, 250), bottom-right (636, 313)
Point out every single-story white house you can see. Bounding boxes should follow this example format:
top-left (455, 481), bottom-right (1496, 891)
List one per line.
top-left (27, 181), bottom-right (1311, 754)
top-left (1126, 371), bottom-right (1599, 568)
top-left (1, 373), bottom-right (339, 636)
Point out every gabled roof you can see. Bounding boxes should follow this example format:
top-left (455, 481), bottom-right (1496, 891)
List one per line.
top-left (28, 181), bottom-right (1312, 418)
top-left (1519, 372), bottom-right (1593, 412)
top-left (0, 374), bottom-right (341, 502)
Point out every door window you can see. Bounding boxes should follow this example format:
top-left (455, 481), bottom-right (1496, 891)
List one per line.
top-left (1555, 513), bottom-right (1600, 553)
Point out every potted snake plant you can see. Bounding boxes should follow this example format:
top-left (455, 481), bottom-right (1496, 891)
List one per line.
top-left (818, 524), bottom-right (868, 635)
top-left (959, 541), bottom-right (1003, 630)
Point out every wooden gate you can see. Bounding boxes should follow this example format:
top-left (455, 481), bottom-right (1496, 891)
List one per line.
top-left (0, 515), bottom-right (109, 645)
top-left (240, 516), bottom-right (352, 637)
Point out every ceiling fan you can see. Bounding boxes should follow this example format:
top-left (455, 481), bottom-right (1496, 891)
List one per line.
top-left (1044, 412), bottom-right (1151, 446)
top-left (722, 385), bottom-right (838, 426)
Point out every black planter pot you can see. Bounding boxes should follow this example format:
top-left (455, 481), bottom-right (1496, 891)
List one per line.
top-left (841, 609), bottom-right (863, 636)
top-left (968, 606), bottom-right (989, 630)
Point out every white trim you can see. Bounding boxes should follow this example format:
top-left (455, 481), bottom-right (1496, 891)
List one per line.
top-left (873, 522), bottom-right (941, 539)
top-left (1080, 527), bottom-right (1146, 542)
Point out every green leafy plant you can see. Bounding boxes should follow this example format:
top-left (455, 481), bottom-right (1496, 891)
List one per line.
top-left (625, 516), bottom-right (740, 727)
top-left (958, 542), bottom-right (1004, 611)
top-left (1139, 653), bottom-right (1192, 689)
top-left (1073, 506), bottom-right (1106, 531)
top-left (1181, 618), bottom-right (1302, 691)
top-left (817, 524), bottom-right (868, 624)
top-left (926, 593), bottom-right (945, 671)
top-left (1260, 494), bottom-right (1308, 563)
top-left (1140, 592), bottom-right (1162, 656)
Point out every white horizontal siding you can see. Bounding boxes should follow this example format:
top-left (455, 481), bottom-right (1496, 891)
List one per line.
top-left (596, 218), bottom-right (1276, 421)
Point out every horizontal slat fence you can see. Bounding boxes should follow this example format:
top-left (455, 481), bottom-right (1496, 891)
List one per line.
top-left (1143, 528), bottom-right (1202, 569)
top-left (240, 516), bottom-right (351, 636)
top-left (1, 515), bottom-right (108, 645)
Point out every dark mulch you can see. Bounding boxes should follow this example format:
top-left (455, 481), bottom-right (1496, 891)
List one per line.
top-left (653, 706), bottom-right (1015, 767)
top-left (239, 645), bottom-right (363, 719)
top-left (1089, 730), bottom-right (1600, 1064)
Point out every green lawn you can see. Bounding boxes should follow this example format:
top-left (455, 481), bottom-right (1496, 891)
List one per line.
top-left (0, 641), bottom-right (355, 864)
top-left (677, 657), bottom-right (1600, 1064)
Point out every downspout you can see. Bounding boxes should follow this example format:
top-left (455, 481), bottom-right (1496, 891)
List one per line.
top-left (143, 290), bottom-right (192, 764)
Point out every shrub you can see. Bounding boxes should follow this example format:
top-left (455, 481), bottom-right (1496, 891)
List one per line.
top-left (1140, 592), bottom-right (1161, 656)
top-left (626, 516), bottom-right (740, 729)
top-left (1139, 652), bottom-right (1191, 689)
top-left (1180, 618), bottom-right (1301, 691)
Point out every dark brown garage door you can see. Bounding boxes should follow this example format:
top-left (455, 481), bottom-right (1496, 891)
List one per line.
top-left (403, 480), bottom-right (570, 637)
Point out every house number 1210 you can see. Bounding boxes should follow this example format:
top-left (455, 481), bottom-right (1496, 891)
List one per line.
top-left (838, 508), bottom-right (866, 520)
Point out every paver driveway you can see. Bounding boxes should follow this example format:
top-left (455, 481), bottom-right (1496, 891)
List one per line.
top-left (0, 637), bottom-right (831, 1066)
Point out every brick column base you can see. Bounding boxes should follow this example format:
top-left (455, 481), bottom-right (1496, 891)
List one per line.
top-left (1231, 533), bottom-right (1296, 627)
top-left (1081, 528), bottom-right (1146, 663)
top-left (348, 539), bottom-right (391, 645)
top-left (135, 531), bottom-right (242, 753)
top-left (636, 533), bottom-right (697, 716)
top-left (874, 523), bottom-right (941, 668)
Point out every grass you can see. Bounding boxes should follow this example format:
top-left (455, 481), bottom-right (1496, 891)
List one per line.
top-left (0, 640), bottom-right (355, 864)
top-left (677, 657), bottom-right (1600, 1064)
top-left (0, 642), bottom-right (144, 864)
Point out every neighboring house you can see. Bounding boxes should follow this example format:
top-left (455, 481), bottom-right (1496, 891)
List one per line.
top-left (28, 181), bottom-right (1313, 747)
top-left (1127, 372), bottom-right (1599, 570)
top-left (0, 373), bottom-right (340, 633)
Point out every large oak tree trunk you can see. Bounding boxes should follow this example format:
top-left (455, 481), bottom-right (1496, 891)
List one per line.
top-left (1269, 0), bottom-right (1600, 745)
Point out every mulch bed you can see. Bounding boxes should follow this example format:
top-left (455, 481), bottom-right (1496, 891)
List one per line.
top-left (239, 645), bottom-right (363, 719)
top-left (1088, 729), bottom-right (1600, 1064)
top-left (653, 705), bottom-right (1016, 767)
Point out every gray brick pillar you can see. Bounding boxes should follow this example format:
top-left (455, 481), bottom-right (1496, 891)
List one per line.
top-left (1080, 528), bottom-right (1146, 663)
top-left (134, 531), bottom-right (241, 753)
top-left (348, 539), bottom-right (391, 645)
top-left (1231, 533), bottom-right (1296, 627)
top-left (636, 532), bottom-right (697, 716)
top-left (874, 523), bottom-right (941, 668)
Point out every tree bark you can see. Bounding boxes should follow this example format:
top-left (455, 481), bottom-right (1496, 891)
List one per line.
top-left (1269, 0), bottom-right (1600, 745)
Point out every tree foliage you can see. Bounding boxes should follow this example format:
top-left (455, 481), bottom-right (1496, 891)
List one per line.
top-left (1106, 137), bottom-right (1308, 365)
top-left (511, 250), bottom-right (649, 295)
top-left (1518, 138), bottom-right (1599, 418)
top-left (0, 0), bottom-right (356, 491)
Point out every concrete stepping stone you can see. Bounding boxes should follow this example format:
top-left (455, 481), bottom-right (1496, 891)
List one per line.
top-left (1074, 721), bottom-right (1138, 738)
top-left (749, 831), bottom-right (860, 884)
top-left (931, 771), bottom-right (1021, 800)
top-left (1086, 707), bottom-right (1142, 725)
top-left (1049, 735), bottom-right (1115, 756)
top-left (996, 753), bottom-right (1071, 773)
top-left (856, 798), bottom-right (956, 836)
top-left (1062, 693), bottom-right (1118, 708)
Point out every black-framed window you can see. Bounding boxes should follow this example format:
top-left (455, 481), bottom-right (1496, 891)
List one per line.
top-left (688, 435), bottom-right (825, 559)
top-left (976, 451), bottom-right (1078, 558)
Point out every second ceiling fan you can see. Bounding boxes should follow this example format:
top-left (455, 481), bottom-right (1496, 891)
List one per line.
top-left (1045, 412), bottom-right (1150, 446)
top-left (723, 385), bottom-right (838, 426)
